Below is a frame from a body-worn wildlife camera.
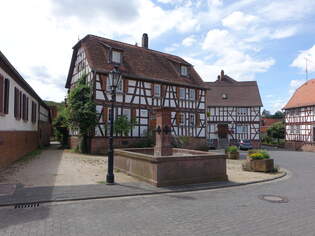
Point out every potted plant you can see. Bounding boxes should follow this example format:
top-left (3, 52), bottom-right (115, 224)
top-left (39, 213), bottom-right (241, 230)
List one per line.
top-left (225, 146), bottom-right (239, 159)
top-left (243, 150), bottom-right (274, 172)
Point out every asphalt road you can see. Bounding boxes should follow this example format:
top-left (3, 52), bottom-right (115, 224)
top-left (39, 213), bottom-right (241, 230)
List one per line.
top-left (0, 150), bottom-right (315, 236)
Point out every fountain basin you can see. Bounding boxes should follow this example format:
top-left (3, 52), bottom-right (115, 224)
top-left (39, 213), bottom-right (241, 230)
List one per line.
top-left (115, 148), bottom-right (228, 187)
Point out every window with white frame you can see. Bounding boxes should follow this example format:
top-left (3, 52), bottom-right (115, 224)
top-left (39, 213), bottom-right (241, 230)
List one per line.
top-left (180, 65), bottom-right (188, 76)
top-left (189, 89), bottom-right (195, 100)
top-left (238, 107), bottom-right (247, 115)
top-left (154, 84), bottom-right (161, 97)
top-left (112, 51), bottom-right (121, 64)
top-left (290, 126), bottom-right (294, 134)
top-left (107, 77), bottom-right (123, 92)
top-left (179, 88), bottom-right (185, 99)
top-left (295, 125), bottom-right (300, 134)
top-left (236, 125), bottom-right (248, 133)
top-left (122, 108), bottom-right (131, 120)
top-left (179, 113), bottom-right (185, 126)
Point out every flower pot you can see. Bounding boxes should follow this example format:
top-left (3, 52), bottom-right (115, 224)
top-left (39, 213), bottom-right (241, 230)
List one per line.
top-left (248, 158), bottom-right (274, 172)
top-left (227, 152), bottom-right (239, 159)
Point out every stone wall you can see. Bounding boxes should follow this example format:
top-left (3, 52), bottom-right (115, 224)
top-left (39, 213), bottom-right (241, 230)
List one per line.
top-left (68, 136), bottom-right (150, 154)
top-left (115, 148), bottom-right (228, 187)
top-left (0, 131), bottom-right (38, 168)
top-left (285, 141), bottom-right (315, 152)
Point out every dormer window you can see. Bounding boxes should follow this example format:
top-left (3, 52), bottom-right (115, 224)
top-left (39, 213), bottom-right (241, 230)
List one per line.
top-left (112, 50), bottom-right (121, 64)
top-left (222, 93), bottom-right (228, 99)
top-left (180, 65), bottom-right (188, 76)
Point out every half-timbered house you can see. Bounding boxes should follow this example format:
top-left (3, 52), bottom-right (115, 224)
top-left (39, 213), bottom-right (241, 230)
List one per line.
top-left (284, 79), bottom-right (315, 151)
top-left (0, 50), bottom-right (51, 168)
top-left (65, 34), bottom-right (207, 153)
top-left (206, 71), bottom-right (262, 148)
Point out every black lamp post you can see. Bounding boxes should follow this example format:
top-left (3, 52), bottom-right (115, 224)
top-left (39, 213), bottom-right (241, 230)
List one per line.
top-left (106, 66), bottom-right (122, 185)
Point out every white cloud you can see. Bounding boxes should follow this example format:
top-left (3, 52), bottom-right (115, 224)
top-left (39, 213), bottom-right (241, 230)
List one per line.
top-left (260, 0), bottom-right (315, 22)
top-left (202, 29), bottom-right (233, 52)
top-left (291, 45), bottom-right (315, 73)
top-left (289, 79), bottom-right (305, 95)
top-left (270, 27), bottom-right (297, 39)
top-left (208, 0), bottom-right (223, 7)
top-left (182, 35), bottom-right (196, 47)
top-left (222, 11), bottom-right (257, 31)
top-left (200, 29), bottom-right (275, 81)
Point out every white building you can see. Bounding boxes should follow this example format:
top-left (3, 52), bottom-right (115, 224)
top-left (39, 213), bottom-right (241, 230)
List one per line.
top-left (0, 50), bottom-right (51, 168)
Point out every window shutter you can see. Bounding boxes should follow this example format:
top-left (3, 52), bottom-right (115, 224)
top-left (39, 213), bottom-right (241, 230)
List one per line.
top-left (14, 88), bottom-right (18, 118)
top-left (176, 87), bottom-right (180, 99)
top-left (22, 94), bottom-right (26, 120)
top-left (195, 89), bottom-right (200, 101)
top-left (176, 112), bottom-right (180, 125)
top-left (123, 79), bottom-right (128, 93)
top-left (0, 74), bottom-right (3, 114)
top-left (151, 83), bottom-right (154, 96)
top-left (4, 79), bottom-right (10, 114)
top-left (161, 85), bottom-right (167, 98)
top-left (102, 107), bottom-right (108, 123)
top-left (100, 74), bottom-right (107, 90)
top-left (196, 112), bottom-right (200, 127)
top-left (26, 97), bottom-right (29, 121)
top-left (34, 103), bottom-right (37, 123)
top-left (18, 91), bottom-right (22, 119)
top-left (131, 108), bottom-right (137, 121)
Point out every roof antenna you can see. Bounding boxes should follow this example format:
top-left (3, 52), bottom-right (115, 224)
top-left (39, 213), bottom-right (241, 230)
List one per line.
top-left (304, 56), bottom-right (311, 81)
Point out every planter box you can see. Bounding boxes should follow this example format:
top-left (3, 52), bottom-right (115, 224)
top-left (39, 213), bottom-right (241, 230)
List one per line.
top-left (227, 152), bottom-right (239, 159)
top-left (248, 158), bottom-right (274, 172)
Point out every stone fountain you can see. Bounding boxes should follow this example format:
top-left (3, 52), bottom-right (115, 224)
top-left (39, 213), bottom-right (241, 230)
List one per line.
top-left (115, 108), bottom-right (228, 187)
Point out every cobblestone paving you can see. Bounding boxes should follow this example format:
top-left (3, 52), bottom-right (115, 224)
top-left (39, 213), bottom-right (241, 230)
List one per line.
top-left (0, 150), bottom-right (315, 236)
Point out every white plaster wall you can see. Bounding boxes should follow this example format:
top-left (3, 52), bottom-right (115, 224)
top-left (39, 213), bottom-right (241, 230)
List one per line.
top-left (0, 67), bottom-right (38, 131)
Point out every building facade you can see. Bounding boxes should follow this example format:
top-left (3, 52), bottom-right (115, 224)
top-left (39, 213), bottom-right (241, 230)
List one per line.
top-left (66, 34), bottom-right (207, 153)
top-left (0, 50), bottom-right (51, 168)
top-left (206, 71), bottom-right (262, 148)
top-left (260, 117), bottom-right (283, 135)
top-left (284, 79), bottom-right (315, 151)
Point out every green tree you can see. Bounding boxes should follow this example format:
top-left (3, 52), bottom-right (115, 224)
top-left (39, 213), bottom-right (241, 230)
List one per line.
top-left (53, 109), bottom-right (69, 147)
top-left (272, 111), bottom-right (284, 119)
top-left (267, 121), bottom-right (285, 144)
top-left (262, 109), bottom-right (271, 118)
top-left (66, 74), bottom-right (97, 153)
top-left (113, 115), bottom-right (136, 136)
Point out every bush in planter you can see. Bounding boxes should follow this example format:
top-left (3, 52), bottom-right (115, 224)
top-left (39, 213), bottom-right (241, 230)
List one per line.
top-left (249, 150), bottom-right (270, 160)
top-left (226, 146), bottom-right (238, 153)
top-left (245, 149), bottom-right (274, 172)
top-left (226, 146), bottom-right (239, 159)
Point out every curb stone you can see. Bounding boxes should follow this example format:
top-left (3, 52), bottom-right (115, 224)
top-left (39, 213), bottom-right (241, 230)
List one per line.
top-left (0, 170), bottom-right (288, 207)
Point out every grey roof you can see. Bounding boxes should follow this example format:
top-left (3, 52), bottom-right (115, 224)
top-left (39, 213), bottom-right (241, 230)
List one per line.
top-left (206, 73), bottom-right (263, 107)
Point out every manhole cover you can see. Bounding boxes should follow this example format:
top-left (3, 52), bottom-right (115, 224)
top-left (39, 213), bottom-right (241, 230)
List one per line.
top-left (258, 194), bottom-right (288, 203)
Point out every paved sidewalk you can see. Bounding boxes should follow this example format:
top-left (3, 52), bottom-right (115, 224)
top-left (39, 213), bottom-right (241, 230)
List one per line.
top-left (0, 169), bottom-right (286, 207)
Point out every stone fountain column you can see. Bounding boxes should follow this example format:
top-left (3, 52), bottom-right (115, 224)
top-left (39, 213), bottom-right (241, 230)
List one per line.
top-left (154, 108), bottom-right (173, 156)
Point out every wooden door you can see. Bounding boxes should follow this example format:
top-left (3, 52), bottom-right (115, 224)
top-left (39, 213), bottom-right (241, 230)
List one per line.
top-left (218, 124), bottom-right (228, 139)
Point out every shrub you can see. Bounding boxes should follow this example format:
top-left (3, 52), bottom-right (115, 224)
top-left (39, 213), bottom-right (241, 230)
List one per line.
top-left (226, 145), bottom-right (238, 153)
top-left (248, 149), bottom-right (270, 160)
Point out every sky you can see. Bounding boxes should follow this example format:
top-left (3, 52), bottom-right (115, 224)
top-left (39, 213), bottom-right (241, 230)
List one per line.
top-left (1, 0), bottom-right (315, 113)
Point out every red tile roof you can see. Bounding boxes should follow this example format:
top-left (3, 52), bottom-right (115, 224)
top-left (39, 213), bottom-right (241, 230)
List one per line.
top-left (284, 79), bottom-right (315, 109)
top-left (206, 72), bottom-right (263, 107)
top-left (66, 34), bottom-right (204, 88)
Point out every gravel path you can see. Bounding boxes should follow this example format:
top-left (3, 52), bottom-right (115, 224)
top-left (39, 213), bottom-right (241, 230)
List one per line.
top-left (0, 145), bottom-right (283, 187)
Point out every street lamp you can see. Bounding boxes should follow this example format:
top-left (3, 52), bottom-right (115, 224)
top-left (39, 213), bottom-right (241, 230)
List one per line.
top-left (106, 66), bottom-right (122, 184)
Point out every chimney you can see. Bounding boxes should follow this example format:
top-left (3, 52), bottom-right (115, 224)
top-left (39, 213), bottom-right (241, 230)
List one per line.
top-left (142, 33), bottom-right (148, 49)
top-left (220, 70), bottom-right (224, 80)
